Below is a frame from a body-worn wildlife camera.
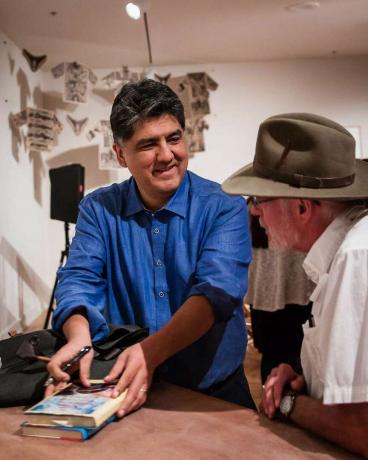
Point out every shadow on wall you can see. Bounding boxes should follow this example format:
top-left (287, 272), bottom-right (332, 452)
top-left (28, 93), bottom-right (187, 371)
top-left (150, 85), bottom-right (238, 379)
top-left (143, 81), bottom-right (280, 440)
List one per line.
top-left (16, 67), bottom-right (31, 110)
top-left (29, 150), bottom-right (47, 206)
top-left (33, 87), bottom-right (78, 113)
top-left (46, 145), bottom-right (117, 190)
top-left (0, 237), bottom-right (50, 335)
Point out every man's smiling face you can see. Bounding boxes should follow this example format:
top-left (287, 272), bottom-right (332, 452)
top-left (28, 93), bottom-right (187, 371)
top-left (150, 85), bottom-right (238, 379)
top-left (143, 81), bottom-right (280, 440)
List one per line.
top-left (114, 114), bottom-right (189, 211)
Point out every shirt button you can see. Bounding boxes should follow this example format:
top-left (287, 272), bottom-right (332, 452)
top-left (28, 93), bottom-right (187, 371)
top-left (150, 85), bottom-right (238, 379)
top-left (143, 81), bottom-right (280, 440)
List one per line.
top-left (156, 259), bottom-right (162, 266)
top-left (159, 291), bottom-right (165, 298)
top-left (153, 227), bottom-right (160, 234)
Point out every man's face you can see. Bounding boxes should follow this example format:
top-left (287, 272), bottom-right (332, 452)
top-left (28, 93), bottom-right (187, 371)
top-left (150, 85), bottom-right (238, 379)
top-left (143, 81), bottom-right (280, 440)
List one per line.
top-left (250, 198), bottom-right (300, 249)
top-left (114, 114), bottom-right (188, 210)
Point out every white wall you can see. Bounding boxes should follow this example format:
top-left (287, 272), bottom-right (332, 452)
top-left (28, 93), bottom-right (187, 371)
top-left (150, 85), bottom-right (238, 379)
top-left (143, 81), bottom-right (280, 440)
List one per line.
top-left (1, 26), bottom-right (368, 337)
top-left (0, 32), bottom-right (57, 336)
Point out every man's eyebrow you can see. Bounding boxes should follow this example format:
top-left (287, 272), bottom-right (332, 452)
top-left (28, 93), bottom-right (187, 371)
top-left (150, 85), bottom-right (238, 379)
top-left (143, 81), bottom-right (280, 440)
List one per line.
top-left (135, 129), bottom-right (182, 148)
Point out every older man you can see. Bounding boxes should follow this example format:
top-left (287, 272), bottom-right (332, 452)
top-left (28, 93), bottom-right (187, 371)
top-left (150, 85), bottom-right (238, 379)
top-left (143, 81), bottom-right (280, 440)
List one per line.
top-left (47, 79), bottom-right (255, 415)
top-left (223, 113), bottom-right (368, 457)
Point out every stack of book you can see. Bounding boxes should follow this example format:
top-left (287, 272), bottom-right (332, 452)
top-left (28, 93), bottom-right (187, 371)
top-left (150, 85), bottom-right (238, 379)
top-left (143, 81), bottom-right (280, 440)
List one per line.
top-left (20, 380), bottom-right (126, 442)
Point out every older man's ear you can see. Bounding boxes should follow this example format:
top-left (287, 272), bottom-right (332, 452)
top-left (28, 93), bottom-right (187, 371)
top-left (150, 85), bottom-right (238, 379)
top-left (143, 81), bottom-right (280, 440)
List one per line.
top-left (297, 199), bottom-right (314, 221)
top-left (113, 143), bottom-right (127, 168)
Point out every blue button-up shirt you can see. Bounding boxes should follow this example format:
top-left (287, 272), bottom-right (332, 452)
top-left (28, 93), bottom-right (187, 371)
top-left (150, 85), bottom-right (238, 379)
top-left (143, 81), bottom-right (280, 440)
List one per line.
top-left (53, 171), bottom-right (251, 389)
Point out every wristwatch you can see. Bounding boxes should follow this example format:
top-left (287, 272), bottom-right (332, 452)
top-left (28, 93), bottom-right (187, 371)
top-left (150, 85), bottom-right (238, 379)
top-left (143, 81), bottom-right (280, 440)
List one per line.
top-left (279, 391), bottom-right (297, 419)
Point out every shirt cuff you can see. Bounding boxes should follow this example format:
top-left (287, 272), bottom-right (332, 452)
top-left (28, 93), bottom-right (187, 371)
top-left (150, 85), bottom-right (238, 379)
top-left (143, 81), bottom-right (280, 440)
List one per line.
top-left (52, 303), bottom-right (110, 342)
top-left (187, 282), bottom-right (240, 322)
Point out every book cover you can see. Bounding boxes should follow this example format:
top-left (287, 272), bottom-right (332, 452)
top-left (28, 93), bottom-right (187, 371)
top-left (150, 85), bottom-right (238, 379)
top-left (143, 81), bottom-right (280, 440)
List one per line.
top-left (20, 416), bottom-right (116, 441)
top-left (24, 380), bottom-right (126, 428)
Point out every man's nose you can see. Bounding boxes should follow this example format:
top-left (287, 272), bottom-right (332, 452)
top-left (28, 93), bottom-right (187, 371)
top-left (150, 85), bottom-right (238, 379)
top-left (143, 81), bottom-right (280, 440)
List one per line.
top-left (157, 141), bottom-right (174, 162)
top-left (249, 204), bottom-right (261, 217)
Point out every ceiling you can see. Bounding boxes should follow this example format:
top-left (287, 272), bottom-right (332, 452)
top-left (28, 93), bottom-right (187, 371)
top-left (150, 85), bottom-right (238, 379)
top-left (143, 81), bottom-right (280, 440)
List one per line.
top-left (0, 0), bottom-right (367, 69)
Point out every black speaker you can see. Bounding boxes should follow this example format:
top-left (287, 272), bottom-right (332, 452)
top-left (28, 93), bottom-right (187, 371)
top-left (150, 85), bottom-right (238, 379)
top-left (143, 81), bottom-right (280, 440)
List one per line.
top-left (49, 164), bottom-right (85, 224)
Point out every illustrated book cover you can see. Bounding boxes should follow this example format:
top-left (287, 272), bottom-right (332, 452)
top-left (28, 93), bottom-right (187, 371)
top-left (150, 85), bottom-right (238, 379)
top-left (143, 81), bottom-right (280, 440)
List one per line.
top-left (24, 380), bottom-right (126, 428)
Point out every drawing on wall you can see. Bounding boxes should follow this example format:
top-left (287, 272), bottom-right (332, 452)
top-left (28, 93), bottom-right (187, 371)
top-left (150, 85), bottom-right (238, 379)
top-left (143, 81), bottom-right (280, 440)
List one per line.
top-left (101, 65), bottom-right (148, 95)
top-left (87, 120), bottom-right (120, 170)
top-left (154, 73), bottom-right (171, 85)
top-left (66, 115), bottom-right (89, 136)
top-left (22, 49), bottom-right (47, 72)
top-left (167, 72), bottom-right (218, 155)
top-left (185, 117), bottom-right (209, 156)
top-left (51, 61), bottom-right (98, 104)
top-left (10, 107), bottom-right (63, 152)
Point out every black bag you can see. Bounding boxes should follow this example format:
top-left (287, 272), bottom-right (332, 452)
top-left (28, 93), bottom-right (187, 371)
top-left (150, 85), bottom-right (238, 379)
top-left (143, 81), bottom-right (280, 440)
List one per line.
top-left (0, 324), bottom-right (148, 407)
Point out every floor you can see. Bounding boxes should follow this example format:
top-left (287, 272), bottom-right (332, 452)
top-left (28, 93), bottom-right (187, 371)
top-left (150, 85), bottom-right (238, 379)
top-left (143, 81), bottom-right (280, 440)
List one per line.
top-left (26, 312), bottom-right (263, 407)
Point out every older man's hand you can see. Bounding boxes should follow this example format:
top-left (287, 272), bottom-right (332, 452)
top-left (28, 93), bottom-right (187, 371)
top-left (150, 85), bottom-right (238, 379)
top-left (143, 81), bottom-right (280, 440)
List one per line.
top-left (104, 342), bottom-right (155, 417)
top-left (260, 363), bottom-right (306, 418)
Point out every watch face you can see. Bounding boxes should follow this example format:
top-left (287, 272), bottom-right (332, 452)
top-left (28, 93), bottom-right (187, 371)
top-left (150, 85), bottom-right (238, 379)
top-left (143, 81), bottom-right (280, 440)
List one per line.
top-left (280, 395), bottom-right (294, 416)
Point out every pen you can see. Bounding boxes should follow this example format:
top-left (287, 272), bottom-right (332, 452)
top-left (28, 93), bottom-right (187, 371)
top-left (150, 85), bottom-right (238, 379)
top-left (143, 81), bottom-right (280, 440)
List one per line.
top-left (44, 345), bottom-right (92, 387)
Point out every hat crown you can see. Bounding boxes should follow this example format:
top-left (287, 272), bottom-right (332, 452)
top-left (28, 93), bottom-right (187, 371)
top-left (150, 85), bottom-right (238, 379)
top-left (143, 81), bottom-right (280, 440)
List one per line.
top-left (254, 113), bottom-right (355, 189)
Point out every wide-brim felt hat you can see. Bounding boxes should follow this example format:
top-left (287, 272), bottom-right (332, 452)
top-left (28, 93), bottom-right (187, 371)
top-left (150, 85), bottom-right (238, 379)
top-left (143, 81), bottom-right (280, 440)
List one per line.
top-left (222, 113), bottom-right (368, 200)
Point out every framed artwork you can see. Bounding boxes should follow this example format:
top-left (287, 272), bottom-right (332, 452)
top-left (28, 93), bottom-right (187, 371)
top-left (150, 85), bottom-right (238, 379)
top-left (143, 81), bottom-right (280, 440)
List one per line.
top-left (345, 125), bottom-right (363, 159)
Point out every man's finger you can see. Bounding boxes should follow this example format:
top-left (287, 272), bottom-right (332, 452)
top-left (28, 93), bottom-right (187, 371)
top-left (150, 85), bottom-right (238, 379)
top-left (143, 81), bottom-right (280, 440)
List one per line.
top-left (79, 351), bottom-right (93, 387)
top-left (105, 353), bottom-right (128, 383)
top-left (117, 369), bottom-right (148, 414)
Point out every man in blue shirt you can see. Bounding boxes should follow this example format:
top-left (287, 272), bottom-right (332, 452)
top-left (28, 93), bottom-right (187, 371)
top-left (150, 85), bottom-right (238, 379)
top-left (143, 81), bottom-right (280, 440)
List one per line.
top-left (47, 79), bottom-right (255, 415)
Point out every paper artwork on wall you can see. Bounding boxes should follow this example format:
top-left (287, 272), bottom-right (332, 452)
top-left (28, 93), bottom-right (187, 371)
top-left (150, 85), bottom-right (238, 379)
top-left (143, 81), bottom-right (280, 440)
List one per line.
top-left (51, 62), bottom-right (98, 104)
top-left (185, 117), bottom-right (209, 157)
top-left (10, 107), bottom-right (63, 152)
top-left (66, 115), bottom-right (89, 136)
top-left (22, 49), bottom-right (47, 72)
top-left (87, 120), bottom-right (120, 170)
top-left (101, 65), bottom-right (147, 93)
top-left (154, 73), bottom-right (171, 85)
top-left (167, 72), bottom-right (218, 154)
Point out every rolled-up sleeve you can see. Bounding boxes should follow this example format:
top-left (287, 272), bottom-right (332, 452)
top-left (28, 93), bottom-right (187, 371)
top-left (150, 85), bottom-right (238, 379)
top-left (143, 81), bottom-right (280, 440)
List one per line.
top-left (187, 196), bottom-right (251, 321)
top-left (53, 196), bottom-right (110, 341)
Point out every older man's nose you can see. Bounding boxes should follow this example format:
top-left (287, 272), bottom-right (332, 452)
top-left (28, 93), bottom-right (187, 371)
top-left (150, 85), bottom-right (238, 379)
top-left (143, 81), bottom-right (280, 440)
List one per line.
top-left (250, 204), bottom-right (261, 216)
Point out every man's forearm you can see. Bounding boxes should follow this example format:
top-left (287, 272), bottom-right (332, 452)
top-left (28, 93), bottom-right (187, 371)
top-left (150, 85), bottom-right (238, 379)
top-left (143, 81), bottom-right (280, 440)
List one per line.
top-left (141, 295), bottom-right (215, 368)
top-left (62, 313), bottom-right (91, 344)
top-left (291, 396), bottom-right (368, 457)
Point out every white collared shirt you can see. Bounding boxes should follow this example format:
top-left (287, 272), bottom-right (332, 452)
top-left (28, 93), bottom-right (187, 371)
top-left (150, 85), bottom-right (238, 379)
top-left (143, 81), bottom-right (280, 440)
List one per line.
top-left (301, 208), bottom-right (368, 404)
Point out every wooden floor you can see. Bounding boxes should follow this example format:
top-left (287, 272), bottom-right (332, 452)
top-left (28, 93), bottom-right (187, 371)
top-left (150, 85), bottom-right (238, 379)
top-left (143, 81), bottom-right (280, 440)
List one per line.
top-left (26, 312), bottom-right (263, 407)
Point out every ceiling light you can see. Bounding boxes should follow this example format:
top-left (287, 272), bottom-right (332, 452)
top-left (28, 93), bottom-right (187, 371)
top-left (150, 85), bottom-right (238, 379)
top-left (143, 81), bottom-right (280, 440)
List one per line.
top-left (285, 1), bottom-right (320, 12)
top-left (126, 2), bottom-right (141, 20)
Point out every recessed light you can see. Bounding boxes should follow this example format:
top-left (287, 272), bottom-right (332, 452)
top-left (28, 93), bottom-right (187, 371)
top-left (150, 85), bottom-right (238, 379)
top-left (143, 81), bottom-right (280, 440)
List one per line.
top-left (285, 1), bottom-right (320, 12)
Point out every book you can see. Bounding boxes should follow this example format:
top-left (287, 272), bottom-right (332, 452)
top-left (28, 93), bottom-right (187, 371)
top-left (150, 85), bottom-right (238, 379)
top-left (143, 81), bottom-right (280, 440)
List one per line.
top-left (24, 380), bottom-right (127, 428)
top-left (20, 417), bottom-right (115, 441)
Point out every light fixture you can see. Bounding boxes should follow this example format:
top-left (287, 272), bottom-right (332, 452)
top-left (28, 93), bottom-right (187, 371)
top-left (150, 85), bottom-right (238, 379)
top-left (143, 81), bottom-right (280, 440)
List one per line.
top-left (126, 3), bottom-right (141, 20)
top-left (285, 1), bottom-right (320, 12)
top-left (124, 1), bottom-right (153, 65)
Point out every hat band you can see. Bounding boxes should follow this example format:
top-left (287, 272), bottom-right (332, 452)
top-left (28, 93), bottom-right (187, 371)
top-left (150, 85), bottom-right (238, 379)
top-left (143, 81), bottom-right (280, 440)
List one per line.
top-left (254, 163), bottom-right (355, 189)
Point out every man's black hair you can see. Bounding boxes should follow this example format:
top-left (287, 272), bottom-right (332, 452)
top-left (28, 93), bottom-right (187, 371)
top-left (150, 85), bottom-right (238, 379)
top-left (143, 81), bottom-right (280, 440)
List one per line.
top-left (110, 79), bottom-right (185, 143)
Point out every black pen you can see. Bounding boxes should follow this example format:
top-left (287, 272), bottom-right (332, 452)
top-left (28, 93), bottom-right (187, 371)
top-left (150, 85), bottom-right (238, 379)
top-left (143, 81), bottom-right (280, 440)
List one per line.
top-left (44, 345), bottom-right (92, 387)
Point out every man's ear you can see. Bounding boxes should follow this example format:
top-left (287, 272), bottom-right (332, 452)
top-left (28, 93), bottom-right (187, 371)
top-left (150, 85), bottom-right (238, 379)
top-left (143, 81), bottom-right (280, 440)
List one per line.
top-left (113, 143), bottom-right (127, 168)
top-left (297, 199), bottom-right (313, 223)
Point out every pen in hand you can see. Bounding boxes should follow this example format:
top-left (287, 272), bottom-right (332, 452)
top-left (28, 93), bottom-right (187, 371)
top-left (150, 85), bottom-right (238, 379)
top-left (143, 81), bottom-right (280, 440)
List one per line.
top-left (44, 345), bottom-right (92, 387)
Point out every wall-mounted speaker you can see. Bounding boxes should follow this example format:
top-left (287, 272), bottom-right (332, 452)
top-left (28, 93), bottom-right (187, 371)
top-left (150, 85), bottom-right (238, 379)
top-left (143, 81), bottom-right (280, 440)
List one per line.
top-left (49, 164), bottom-right (85, 224)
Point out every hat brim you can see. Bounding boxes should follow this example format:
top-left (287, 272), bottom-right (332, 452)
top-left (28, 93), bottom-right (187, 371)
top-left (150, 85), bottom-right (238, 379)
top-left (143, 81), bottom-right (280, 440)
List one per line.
top-left (222, 159), bottom-right (368, 200)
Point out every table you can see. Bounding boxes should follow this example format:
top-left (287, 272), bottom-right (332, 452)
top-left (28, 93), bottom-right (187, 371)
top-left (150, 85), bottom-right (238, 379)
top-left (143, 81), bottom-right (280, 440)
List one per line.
top-left (0, 382), bottom-right (356, 459)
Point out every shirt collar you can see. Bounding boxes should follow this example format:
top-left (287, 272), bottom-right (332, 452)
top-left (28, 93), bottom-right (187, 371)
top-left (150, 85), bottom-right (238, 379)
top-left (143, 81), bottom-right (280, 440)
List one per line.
top-left (124, 172), bottom-right (189, 218)
top-left (303, 208), bottom-right (356, 284)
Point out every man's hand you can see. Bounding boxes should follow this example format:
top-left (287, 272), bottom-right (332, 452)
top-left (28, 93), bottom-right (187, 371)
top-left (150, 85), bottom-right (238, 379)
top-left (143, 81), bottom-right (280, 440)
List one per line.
top-left (104, 342), bottom-right (154, 417)
top-left (260, 363), bottom-right (306, 418)
top-left (45, 339), bottom-right (93, 397)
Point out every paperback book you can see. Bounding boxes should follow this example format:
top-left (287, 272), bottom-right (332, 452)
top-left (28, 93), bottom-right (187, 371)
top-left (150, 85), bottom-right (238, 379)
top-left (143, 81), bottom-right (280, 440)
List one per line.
top-left (24, 380), bottom-right (126, 428)
top-left (20, 417), bottom-right (115, 441)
